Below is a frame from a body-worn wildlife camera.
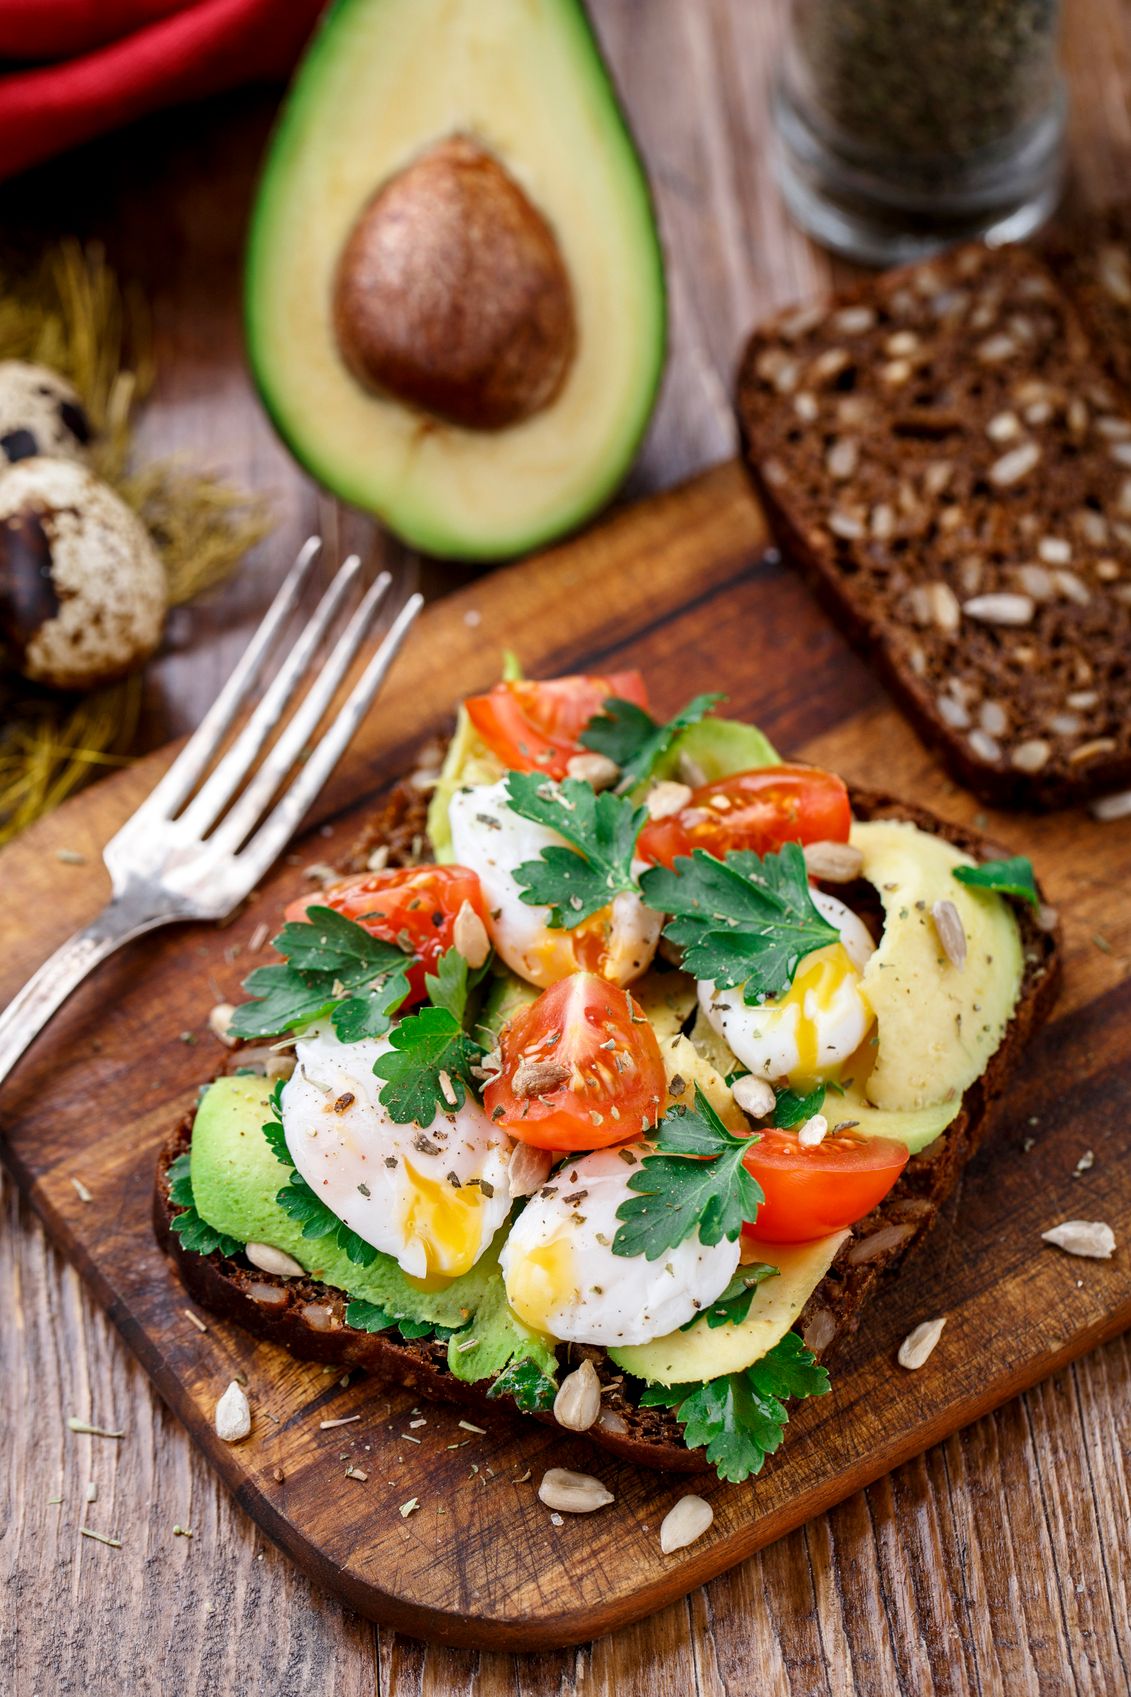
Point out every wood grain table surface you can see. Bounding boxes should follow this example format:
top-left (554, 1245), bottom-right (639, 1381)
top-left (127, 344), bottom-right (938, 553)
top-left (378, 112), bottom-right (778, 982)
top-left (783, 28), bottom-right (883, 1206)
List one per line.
top-left (2, 2), bottom-right (1129, 1693)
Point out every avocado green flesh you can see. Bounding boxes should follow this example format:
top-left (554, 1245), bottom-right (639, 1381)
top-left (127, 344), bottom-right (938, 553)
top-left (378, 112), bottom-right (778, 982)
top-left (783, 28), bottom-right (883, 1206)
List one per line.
top-left (650, 716), bottom-right (779, 785)
top-left (851, 821), bottom-right (1024, 1114)
top-left (245, 0), bottom-right (666, 561)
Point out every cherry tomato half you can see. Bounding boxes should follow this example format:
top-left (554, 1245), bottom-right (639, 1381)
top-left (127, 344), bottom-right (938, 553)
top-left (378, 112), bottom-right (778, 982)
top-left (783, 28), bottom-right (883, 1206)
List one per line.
top-left (464, 670), bottom-right (649, 778)
top-left (637, 764), bottom-right (852, 870)
top-left (285, 864), bottom-right (487, 1004)
top-left (484, 971), bottom-right (666, 1150)
top-left (741, 1127), bottom-right (908, 1244)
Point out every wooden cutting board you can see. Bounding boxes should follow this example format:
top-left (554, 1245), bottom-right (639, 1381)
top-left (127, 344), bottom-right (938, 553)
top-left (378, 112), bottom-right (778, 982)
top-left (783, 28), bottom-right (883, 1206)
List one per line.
top-left (1, 461), bottom-right (1128, 1651)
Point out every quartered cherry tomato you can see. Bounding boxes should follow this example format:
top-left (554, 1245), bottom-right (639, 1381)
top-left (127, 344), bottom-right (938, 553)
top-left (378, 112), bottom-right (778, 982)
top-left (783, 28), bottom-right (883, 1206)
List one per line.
top-left (464, 670), bottom-right (649, 778)
top-left (285, 864), bottom-right (487, 1004)
top-left (637, 763), bottom-right (852, 869)
top-left (741, 1126), bottom-right (908, 1243)
top-left (484, 971), bottom-right (666, 1150)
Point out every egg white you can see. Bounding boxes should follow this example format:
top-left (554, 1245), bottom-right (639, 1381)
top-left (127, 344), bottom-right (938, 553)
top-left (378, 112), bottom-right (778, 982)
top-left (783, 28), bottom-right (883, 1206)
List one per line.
top-left (281, 1026), bottom-right (513, 1280)
top-left (448, 777), bottom-right (661, 989)
top-left (500, 1145), bottom-right (740, 1346)
top-left (699, 889), bottom-right (876, 1084)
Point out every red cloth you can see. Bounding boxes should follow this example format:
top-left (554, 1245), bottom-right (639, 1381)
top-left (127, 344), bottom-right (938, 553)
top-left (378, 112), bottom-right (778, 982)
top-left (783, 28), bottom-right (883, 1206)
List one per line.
top-left (0, 0), bottom-right (325, 182)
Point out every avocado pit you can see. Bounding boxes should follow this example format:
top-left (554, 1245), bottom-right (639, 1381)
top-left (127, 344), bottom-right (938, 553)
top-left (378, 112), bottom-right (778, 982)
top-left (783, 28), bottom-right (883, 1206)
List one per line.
top-left (332, 135), bottom-right (576, 432)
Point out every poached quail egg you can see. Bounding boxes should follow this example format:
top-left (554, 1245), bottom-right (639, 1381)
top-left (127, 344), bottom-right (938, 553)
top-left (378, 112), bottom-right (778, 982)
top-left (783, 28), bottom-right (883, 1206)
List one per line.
top-left (282, 1026), bottom-right (512, 1280)
top-left (448, 777), bottom-right (661, 989)
top-left (699, 889), bottom-right (875, 1083)
top-left (500, 1145), bottom-right (740, 1346)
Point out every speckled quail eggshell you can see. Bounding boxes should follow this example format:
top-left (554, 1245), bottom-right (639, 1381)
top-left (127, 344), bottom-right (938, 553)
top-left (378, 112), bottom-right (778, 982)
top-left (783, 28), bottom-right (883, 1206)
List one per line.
top-left (0, 361), bottom-right (91, 465)
top-left (0, 457), bottom-right (167, 689)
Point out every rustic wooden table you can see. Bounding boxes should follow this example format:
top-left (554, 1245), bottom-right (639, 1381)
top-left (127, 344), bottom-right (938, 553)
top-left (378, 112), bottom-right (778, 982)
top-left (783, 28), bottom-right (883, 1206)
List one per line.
top-left (3, 2), bottom-right (1130, 1693)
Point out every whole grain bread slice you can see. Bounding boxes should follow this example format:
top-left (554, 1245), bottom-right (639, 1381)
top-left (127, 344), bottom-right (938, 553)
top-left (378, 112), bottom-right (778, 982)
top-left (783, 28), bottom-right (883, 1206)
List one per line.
top-left (154, 776), bottom-right (1060, 1474)
top-left (736, 239), bottom-right (1131, 808)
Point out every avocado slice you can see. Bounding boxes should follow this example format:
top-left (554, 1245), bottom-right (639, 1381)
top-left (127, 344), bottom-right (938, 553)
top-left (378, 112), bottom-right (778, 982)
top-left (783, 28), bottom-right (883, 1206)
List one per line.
top-left (649, 715), bottom-right (779, 785)
top-left (851, 821), bottom-right (1024, 1114)
top-left (477, 966), bottom-right (539, 1042)
top-left (610, 1230), bottom-right (848, 1387)
top-left (245, 0), bottom-right (666, 560)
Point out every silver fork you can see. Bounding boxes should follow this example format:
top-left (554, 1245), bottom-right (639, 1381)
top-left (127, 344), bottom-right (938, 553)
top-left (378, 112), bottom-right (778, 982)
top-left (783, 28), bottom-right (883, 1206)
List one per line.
top-left (0, 540), bottom-right (424, 1092)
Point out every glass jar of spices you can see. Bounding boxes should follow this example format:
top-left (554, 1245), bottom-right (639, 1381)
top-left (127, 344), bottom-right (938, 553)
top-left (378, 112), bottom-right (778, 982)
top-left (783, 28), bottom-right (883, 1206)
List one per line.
top-left (773, 0), bottom-right (1066, 265)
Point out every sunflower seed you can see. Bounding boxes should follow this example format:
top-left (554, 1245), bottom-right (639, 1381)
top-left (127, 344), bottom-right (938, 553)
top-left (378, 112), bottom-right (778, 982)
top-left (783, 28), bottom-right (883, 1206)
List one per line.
top-left (1040, 1220), bottom-right (1115, 1259)
top-left (731, 1074), bottom-right (776, 1119)
top-left (798, 1114), bottom-right (828, 1148)
top-left (1037, 537), bottom-right (1071, 565)
top-left (452, 899), bottom-right (491, 968)
top-left (508, 1141), bottom-right (553, 1199)
top-left (1011, 739), bottom-right (1051, 773)
top-left (646, 780), bottom-right (693, 821)
top-left (963, 593), bottom-right (1034, 626)
top-left (208, 1004), bottom-right (237, 1046)
top-left (553, 1360), bottom-right (602, 1433)
top-left (1090, 788), bottom-right (1131, 822)
top-left (986, 411), bottom-right (1021, 443)
top-left (215, 1381), bottom-right (251, 1443)
top-left (245, 1242), bottom-right (305, 1278)
top-left (897, 1316), bottom-right (947, 1369)
top-left (802, 840), bottom-right (863, 882)
top-left (931, 900), bottom-right (967, 970)
top-left (989, 442), bottom-right (1041, 485)
top-left (537, 1468), bottom-right (615, 1514)
top-left (659, 1494), bottom-right (714, 1554)
top-left (826, 439), bottom-right (858, 481)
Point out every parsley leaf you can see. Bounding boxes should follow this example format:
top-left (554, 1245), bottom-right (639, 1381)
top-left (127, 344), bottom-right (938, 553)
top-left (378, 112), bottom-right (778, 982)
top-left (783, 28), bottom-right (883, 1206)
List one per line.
top-left (262, 1078), bottom-right (291, 1164)
top-left (345, 1298), bottom-right (453, 1341)
top-left (640, 843), bottom-right (839, 1001)
top-left (168, 1152), bottom-right (244, 1258)
top-left (372, 1005), bottom-right (483, 1124)
top-left (612, 1085), bottom-right (764, 1260)
top-left (228, 905), bottom-right (412, 1040)
top-left (638, 1333), bottom-right (830, 1482)
top-left (275, 1169), bottom-right (378, 1266)
top-left (505, 771), bottom-right (646, 927)
top-left (580, 692), bottom-right (724, 789)
top-left (228, 965), bottom-right (335, 1040)
top-left (330, 963), bottom-right (412, 1043)
top-left (271, 906), bottom-right (406, 984)
top-left (486, 1355), bottom-right (559, 1413)
top-left (953, 855), bottom-right (1039, 910)
top-left (424, 946), bottom-right (489, 1026)
top-left (772, 1081), bottom-right (826, 1129)
top-left (680, 1261), bottom-right (779, 1330)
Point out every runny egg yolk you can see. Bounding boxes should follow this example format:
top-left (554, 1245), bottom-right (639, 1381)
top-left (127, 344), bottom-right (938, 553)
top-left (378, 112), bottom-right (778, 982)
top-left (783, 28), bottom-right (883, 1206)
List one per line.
top-left (398, 1159), bottom-right (486, 1279)
top-left (505, 1235), bottom-right (577, 1333)
top-left (776, 942), bottom-right (873, 1078)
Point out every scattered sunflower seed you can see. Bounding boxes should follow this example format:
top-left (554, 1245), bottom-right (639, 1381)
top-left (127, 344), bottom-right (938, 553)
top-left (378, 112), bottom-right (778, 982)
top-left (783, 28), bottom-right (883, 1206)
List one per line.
top-left (537, 1468), bottom-right (615, 1514)
top-left (1040, 1220), bottom-right (1115, 1259)
top-left (931, 899), bottom-right (967, 970)
top-left (897, 1316), bottom-right (947, 1370)
top-left (215, 1382), bottom-right (251, 1443)
top-left (659, 1494), bottom-right (714, 1554)
top-left (553, 1360), bottom-right (602, 1433)
top-left (399, 1497), bottom-right (420, 1518)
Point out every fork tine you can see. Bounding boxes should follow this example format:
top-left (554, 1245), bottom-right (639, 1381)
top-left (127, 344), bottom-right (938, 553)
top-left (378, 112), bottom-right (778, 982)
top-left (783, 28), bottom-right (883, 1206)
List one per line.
top-left (134, 537), bottom-right (322, 827)
top-left (176, 553), bottom-right (362, 840)
top-left (235, 592), bottom-right (424, 889)
top-left (208, 570), bottom-right (393, 856)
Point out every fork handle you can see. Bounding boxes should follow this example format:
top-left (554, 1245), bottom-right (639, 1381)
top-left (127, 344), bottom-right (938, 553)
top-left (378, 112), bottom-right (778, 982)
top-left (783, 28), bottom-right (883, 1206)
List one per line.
top-left (0, 894), bottom-right (174, 1094)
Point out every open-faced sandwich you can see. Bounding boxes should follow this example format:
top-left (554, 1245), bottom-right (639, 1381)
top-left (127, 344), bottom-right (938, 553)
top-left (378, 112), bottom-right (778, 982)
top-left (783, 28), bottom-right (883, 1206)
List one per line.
top-left (157, 665), bottom-right (1060, 1482)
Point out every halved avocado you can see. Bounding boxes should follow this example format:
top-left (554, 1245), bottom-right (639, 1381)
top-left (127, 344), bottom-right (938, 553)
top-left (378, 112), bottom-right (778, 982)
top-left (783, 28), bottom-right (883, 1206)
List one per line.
top-left (245, 0), bottom-right (666, 560)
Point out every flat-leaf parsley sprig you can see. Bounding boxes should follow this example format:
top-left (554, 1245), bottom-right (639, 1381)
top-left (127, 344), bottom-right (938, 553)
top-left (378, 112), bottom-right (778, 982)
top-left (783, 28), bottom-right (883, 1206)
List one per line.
top-left (372, 948), bottom-right (487, 1124)
top-left (505, 771), bottom-right (647, 927)
top-left (639, 1333), bottom-right (831, 1483)
top-left (640, 842), bottom-right (839, 1002)
top-left (612, 1085), bottom-right (764, 1261)
top-left (228, 904), bottom-right (412, 1042)
top-left (952, 854), bottom-right (1039, 909)
top-left (579, 692), bottom-right (724, 790)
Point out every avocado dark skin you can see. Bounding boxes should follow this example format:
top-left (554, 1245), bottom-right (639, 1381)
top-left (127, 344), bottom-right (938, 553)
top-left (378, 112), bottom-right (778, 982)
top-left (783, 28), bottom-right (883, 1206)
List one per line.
top-left (332, 135), bottom-right (577, 432)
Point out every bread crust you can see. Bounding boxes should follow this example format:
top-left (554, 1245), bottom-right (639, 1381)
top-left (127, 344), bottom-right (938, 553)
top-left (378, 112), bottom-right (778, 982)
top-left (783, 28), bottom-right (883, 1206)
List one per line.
top-left (154, 780), bottom-right (1060, 1472)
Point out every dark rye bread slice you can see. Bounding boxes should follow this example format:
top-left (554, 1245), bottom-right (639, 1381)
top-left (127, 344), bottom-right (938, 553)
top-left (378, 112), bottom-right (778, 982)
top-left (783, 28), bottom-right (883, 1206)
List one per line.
top-left (735, 240), bottom-right (1131, 809)
top-left (154, 773), bottom-right (1060, 1474)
